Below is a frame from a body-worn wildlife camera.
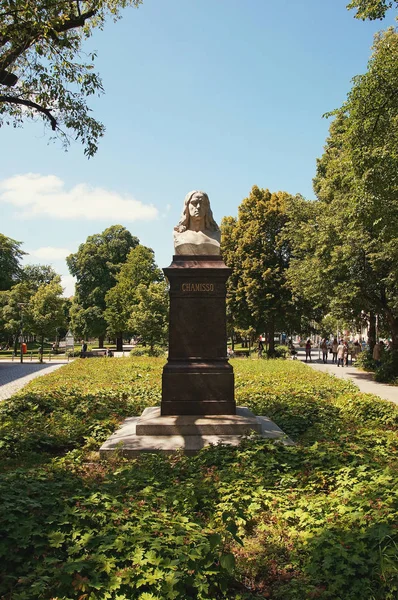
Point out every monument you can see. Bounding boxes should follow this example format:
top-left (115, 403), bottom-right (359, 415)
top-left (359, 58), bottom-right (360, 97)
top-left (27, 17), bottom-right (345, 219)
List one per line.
top-left (161, 190), bottom-right (235, 416)
top-left (100, 191), bottom-right (290, 456)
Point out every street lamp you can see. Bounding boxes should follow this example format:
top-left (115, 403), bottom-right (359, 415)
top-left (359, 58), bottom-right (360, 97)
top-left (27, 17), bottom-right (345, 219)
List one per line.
top-left (17, 303), bottom-right (27, 364)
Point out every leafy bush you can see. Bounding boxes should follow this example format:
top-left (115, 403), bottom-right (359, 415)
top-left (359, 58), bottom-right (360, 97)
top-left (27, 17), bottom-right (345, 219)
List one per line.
top-left (130, 345), bottom-right (167, 357)
top-left (265, 344), bottom-right (289, 359)
top-left (356, 349), bottom-right (398, 384)
top-left (355, 349), bottom-right (376, 371)
top-left (0, 358), bottom-right (397, 599)
top-left (375, 350), bottom-right (398, 384)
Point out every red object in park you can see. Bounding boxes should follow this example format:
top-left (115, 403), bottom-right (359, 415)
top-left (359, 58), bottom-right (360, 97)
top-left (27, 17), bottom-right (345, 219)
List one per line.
top-left (21, 343), bottom-right (27, 354)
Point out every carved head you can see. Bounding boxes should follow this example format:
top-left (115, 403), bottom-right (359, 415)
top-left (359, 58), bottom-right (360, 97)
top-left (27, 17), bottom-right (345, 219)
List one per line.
top-left (174, 190), bottom-right (220, 233)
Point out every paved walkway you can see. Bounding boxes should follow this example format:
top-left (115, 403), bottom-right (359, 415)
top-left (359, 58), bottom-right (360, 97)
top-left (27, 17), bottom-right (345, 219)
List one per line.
top-left (0, 362), bottom-right (67, 401)
top-left (296, 348), bottom-right (398, 405)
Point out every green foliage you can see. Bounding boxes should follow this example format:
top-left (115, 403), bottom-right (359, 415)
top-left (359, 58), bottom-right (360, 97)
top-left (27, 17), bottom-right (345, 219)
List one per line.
top-left (221, 186), bottom-right (308, 353)
top-left (288, 30), bottom-right (398, 351)
top-left (347, 0), bottom-right (398, 20)
top-left (374, 350), bottom-right (398, 383)
top-left (129, 282), bottom-right (169, 352)
top-left (105, 245), bottom-right (164, 338)
top-left (0, 0), bottom-right (143, 156)
top-left (0, 357), bottom-right (162, 456)
top-left (0, 233), bottom-right (25, 291)
top-left (130, 345), bottom-right (167, 358)
top-left (21, 264), bottom-right (58, 290)
top-left (67, 225), bottom-right (139, 340)
top-left (355, 348), bottom-right (377, 371)
top-left (0, 358), bottom-right (397, 599)
top-left (28, 276), bottom-right (66, 342)
top-left (356, 349), bottom-right (398, 383)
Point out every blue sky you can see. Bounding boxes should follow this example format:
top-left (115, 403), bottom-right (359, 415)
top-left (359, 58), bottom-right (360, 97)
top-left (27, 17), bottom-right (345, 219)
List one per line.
top-left (1, 0), bottom-right (396, 295)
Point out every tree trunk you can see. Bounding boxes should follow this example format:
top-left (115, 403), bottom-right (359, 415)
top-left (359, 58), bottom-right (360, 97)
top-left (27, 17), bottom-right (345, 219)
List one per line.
top-left (13, 335), bottom-right (18, 356)
top-left (98, 335), bottom-right (104, 349)
top-left (268, 322), bottom-right (275, 356)
top-left (231, 330), bottom-right (235, 351)
top-left (116, 334), bottom-right (123, 352)
top-left (368, 312), bottom-right (376, 352)
top-left (384, 310), bottom-right (398, 352)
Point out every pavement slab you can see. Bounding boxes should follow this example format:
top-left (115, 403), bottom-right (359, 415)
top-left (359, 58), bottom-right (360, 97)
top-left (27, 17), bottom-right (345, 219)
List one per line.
top-left (0, 362), bottom-right (67, 401)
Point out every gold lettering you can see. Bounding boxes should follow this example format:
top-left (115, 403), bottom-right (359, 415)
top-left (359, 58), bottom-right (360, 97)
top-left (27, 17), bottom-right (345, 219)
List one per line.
top-left (181, 282), bottom-right (215, 292)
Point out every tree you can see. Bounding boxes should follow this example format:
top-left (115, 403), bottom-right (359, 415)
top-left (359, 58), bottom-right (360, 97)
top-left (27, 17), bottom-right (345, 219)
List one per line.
top-left (221, 186), bottom-right (306, 355)
top-left (104, 245), bottom-right (163, 350)
top-left (21, 264), bottom-right (58, 290)
top-left (347, 0), bottom-right (398, 20)
top-left (66, 225), bottom-right (139, 346)
top-left (28, 277), bottom-right (66, 355)
top-left (0, 282), bottom-right (33, 351)
top-left (0, 233), bottom-right (25, 290)
top-left (0, 0), bottom-right (142, 156)
top-left (128, 281), bottom-right (169, 354)
top-left (287, 29), bottom-right (398, 361)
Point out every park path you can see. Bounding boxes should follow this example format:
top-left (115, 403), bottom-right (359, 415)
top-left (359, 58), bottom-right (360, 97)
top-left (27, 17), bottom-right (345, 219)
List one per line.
top-left (295, 347), bottom-right (398, 405)
top-left (0, 362), bottom-right (67, 401)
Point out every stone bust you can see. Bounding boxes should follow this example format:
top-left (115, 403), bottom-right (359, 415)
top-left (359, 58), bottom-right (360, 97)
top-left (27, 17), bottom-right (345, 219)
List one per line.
top-left (173, 190), bottom-right (221, 255)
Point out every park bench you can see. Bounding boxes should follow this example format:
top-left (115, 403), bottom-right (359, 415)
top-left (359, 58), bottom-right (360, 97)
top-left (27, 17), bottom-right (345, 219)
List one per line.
top-left (81, 349), bottom-right (108, 358)
top-left (233, 350), bottom-right (250, 358)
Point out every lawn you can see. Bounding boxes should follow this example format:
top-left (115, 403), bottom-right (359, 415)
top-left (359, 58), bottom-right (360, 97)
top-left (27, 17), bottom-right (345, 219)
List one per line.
top-left (0, 358), bottom-right (397, 599)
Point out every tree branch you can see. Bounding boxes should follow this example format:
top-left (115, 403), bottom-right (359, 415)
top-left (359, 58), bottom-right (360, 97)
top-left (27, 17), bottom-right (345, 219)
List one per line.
top-left (52, 9), bottom-right (97, 34)
top-left (0, 8), bottom-right (98, 69)
top-left (0, 95), bottom-right (57, 130)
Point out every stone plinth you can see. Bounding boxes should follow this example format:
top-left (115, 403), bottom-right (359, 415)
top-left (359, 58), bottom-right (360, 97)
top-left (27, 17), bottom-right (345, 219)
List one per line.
top-left (161, 255), bottom-right (235, 415)
top-left (99, 406), bottom-right (293, 457)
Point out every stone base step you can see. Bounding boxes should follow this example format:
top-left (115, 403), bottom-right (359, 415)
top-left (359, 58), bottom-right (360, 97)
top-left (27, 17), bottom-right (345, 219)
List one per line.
top-left (136, 406), bottom-right (262, 435)
top-left (99, 406), bottom-right (293, 457)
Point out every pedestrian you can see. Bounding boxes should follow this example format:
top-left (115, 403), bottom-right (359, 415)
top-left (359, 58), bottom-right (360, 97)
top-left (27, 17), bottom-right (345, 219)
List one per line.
top-left (331, 338), bottom-right (338, 364)
top-left (343, 341), bottom-right (349, 367)
top-left (288, 339), bottom-right (297, 359)
top-left (257, 337), bottom-right (264, 358)
top-left (337, 340), bottom-right (345, 367)
top-left (305, 339), bottom-right (312, 362)
top-left (80, 340), bottom-right (88, 358)
top-left (373, 341), bottom-right (382, 367)
top-left (320, 338), bottom-right (328, 364)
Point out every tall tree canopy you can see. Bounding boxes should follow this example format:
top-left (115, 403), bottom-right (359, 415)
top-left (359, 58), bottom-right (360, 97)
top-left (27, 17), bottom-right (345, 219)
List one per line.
top-left (0, 0), bottom-right (142, 156)
top-left (347, 0), bottom-right (398, 20)
top-left (104, 244), bottom-right (163, 350)
top-left (221, 186), bottom-right (305, 354)
top-left (287, 29), bottom-right (398, 354)
top-left (21, 264), bottom-right (58, 290)
top-left (0, 233), bottom-right (25, 291)
top-left (66, 224), bottom-right (139, 345)
top-left (129, 281), bottom-right (169, 354)
top-left (27, 276), bottom-right (66, 353)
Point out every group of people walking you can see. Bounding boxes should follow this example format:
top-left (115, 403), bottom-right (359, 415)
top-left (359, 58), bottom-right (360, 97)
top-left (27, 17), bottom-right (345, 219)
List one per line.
top-left (305, 338), bottom-right (362, 366)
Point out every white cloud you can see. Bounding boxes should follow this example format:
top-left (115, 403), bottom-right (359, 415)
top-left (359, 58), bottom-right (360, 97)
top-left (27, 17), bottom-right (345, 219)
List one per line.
top-left (26, 246), bottom-right (71, 260)
top-left (60, 274), bottom-right (76, 298)
top-left (0, 173), bottom-right (158, 221)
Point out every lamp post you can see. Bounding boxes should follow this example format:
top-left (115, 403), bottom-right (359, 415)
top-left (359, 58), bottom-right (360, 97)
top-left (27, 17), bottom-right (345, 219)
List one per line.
top-left (17, 303), bottom-right (27, 364)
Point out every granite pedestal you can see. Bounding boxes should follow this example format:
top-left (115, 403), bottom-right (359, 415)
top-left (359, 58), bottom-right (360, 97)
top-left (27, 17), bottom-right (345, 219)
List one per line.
top-left (161, 255), bottom-right (235, 415)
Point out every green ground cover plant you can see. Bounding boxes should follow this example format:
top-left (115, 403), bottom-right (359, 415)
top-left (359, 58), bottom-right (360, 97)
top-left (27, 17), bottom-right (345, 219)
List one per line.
top-left (356, 350), bottom-right (398, 385)
top-left (0, 358), bottom-right (397, 599)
